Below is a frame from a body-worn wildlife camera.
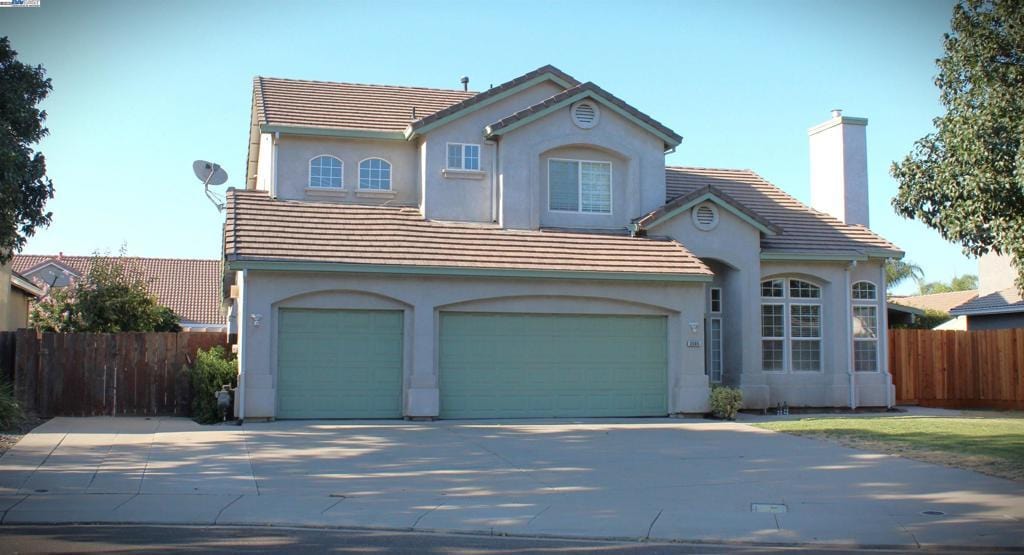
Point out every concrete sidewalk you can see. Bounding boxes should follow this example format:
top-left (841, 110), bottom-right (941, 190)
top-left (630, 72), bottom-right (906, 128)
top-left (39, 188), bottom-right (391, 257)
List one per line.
top-left (0, 416), bottom-right (1022, 548)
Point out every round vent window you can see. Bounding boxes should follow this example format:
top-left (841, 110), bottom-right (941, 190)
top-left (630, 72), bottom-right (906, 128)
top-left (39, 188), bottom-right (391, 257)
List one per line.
top-left (571, 100), bottom-right (600, 129)
top-left (692, 203), bottom-right (719, 231)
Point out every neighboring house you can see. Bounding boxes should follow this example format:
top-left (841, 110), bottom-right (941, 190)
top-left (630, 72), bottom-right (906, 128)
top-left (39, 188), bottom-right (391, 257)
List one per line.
top-left (1, 262), bottom-right (43, 331)
top-left (225, 65), bottom-right (902, 420)
top-left (888, 289), bottom-right (978, 330)
top-left (950, 253), bottom-right (1024, 330)
top-left (12, 254), bottom-right (226, 331)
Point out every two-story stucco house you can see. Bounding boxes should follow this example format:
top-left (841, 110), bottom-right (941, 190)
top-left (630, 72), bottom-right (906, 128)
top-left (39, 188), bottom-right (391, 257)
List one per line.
top-left (223, 65), bottom-right (902, 420)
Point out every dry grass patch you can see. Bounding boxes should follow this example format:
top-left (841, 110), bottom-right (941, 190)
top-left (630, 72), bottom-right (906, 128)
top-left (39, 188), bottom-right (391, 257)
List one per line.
top-left (754, 413), bottom-right (1024, 482)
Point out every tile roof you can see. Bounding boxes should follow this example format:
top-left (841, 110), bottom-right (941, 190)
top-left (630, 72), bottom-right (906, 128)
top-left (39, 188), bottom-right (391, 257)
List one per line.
top-left (254, 76), bottom-right (477, 133)
top-left (485, 81), bottom-right (682, 147)
top-left (664, 167), bottom-right (901, 256)
top-left (889, 290), bottom-right (979, 314)
top-left (409, 64), bottom-right (579, 133)
top-left (224, 189), bottom-right (711, 278)
top-left (12, 255), bottom-right (224, 326)
top-left (950, 287), bottom-right (1024, 315)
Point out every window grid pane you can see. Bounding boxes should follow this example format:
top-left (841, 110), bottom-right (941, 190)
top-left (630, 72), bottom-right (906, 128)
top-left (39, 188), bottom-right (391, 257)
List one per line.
top-left (853, 306), bottom-right (878, 339)
top-left (790, 305), bottom-right (821, 338)
top-left (464, 144), bottom-right (480, 170)
top-left (761, 304), bottom-right (784, 338)
top-left (447, 144), bottom-right (462, 169)
top-left (549, 160), bottom-right (579, 211)
top-left (580, 161), bottom-right (611, 213)
top-left (710, 318), bottom-right (723, 382)
top-left (761, 279), bottom-right (784, 298)
top-left (789, 280), bottom-right (821, 298)
top-left (710, 288), bottom-right (722, 313)
top-left (854, 341), bottom-right (879, 372)
top-left (852, 282), bottom-right (877, 300)
top-left (359, 158), bottom-right (392, 190)
top-left (762, 340), bottom-right (784, 371)
top-left (309, 156), bottom-right (342, 188)
top-left (791, 340), bottom-right (821, 371)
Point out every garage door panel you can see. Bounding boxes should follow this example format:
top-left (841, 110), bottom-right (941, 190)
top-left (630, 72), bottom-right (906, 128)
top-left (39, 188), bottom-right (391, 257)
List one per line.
top-left (277, 308), bottom-right (403, 419)
top-left (440, 313), bottom-right (667, 419)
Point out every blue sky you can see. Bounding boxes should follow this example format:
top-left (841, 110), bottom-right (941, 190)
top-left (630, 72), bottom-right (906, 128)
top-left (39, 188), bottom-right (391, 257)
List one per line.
top-left (2, 0), bottom-right (968, 295)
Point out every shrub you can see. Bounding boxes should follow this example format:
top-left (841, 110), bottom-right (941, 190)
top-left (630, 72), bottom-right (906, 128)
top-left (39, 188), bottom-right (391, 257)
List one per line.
top-left (0, 377), bottom-right (24, 430)
top-left (709, 385), bottom-right (743, 420)
top-left (189, 346), bottom-right (237, 424)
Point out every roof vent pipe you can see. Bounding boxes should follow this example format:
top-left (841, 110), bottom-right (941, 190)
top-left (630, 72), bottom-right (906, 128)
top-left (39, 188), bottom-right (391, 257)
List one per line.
top-left (460, 76), bottom-right (469, 91)
top-left (831, 108), bottom-right (843, 118)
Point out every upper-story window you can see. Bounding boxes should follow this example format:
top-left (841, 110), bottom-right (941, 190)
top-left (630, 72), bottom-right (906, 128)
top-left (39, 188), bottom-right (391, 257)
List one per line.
top-left (359, 158), bottom-right (392, 190)
top-left (549, 159), bottom-right (612, 214)
top-left (447, 143), bottom-right (481, 171)
top-left (309, 155), bottom-right (343, 189)
top-left (761, 278), bottom-right (822, 372)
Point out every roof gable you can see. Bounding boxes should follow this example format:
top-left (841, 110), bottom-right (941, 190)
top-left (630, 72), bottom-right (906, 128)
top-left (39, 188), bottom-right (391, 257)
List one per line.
top-left (633, 184), bottom-right (780, 236)
top-left (483, 82), bottom-right (682, 150)
top-left (405, 64), bottom-right (579, 138)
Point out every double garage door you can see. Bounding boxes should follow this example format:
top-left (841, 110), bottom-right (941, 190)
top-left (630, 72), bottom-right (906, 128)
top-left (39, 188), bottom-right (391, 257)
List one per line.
top-left (277, 309), bottom-right (667, 419)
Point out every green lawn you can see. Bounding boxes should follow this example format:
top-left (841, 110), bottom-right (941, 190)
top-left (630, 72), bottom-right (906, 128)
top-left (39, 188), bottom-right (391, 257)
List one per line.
top-left (753, 414), bottom-right (1024, 481)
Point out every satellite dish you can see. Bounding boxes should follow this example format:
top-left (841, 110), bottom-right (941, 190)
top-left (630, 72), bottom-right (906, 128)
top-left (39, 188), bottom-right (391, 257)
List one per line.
top-left (192, 159), bottom-right (229, 212)
top-left (193, 160), bottom-right (228, 186)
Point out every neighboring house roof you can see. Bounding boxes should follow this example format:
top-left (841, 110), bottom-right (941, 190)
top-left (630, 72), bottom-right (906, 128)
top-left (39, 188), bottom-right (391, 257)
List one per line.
top-left (889, 290), bottom-right (979, 314)
top-left (886, 302), bottom-right (925, 317)
top-left (10, 271), bottom-right (43, 297)
top-left (484, 81), bottom-right (682, 149)
top-left (663, 167), bottom-right (901, 258)
top-left (254, 76), bottom-right (476, 134)
top-left (950, 286), bottom-right (1024, 316)
top-left (12, 255), bottom-right (224, 325)
top-left (408, 64), bottom-right (580, 136)
top-left (224, 189), bottom-right (712, 281)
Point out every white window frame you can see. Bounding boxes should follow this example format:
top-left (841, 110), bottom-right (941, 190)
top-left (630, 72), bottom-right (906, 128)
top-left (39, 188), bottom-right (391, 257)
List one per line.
top-left (308, 155), bottom-right (343, 189)
top-left (547, 158), bottom-right (613, 215)
top-left (358, 157), bottom-right (392, 190)
top-left (852, 281), bottom-right (880, 373)
top-left (760, 278), bottom-right (824, 373)
top-left (710, 287), bottom-right (722, 314)
top-left (446, 143), bottom-right (481, 171)
top-left (708, 317), bottom-right (723, 383)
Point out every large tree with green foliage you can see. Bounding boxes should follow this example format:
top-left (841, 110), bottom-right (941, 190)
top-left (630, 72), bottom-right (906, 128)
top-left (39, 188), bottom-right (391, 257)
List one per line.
top-left (891, 0), bottom-right (1024, 290)
top-left (30, 253), bottom-right (181, 333)
top-left (0, 36), bottom-right (54, 264)
top-left (919, 273), bottom-right (979, 294)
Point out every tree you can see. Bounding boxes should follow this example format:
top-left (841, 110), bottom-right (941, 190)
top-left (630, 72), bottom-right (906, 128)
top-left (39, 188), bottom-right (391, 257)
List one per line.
top-left (918, 273), bottom-right (978, 294)
top-left (891, 0), bottom-right (1024, 291)
top-left (0, 36), bottom-right (54, 265)
top-left (30, 253), bottom-right (182, 333)
top-left (885, 259), bottom-right (925, 290)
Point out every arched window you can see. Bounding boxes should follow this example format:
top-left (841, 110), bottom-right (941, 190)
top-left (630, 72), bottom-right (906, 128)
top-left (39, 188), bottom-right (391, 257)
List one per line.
top-left (309, 156), bottom-right (343, 189)
top-left (760, 278), bottom-right (822, 372)
top-left (359, 158), bottom-right (392, 190)
top-left (852, 281), bottom-right (879, 372)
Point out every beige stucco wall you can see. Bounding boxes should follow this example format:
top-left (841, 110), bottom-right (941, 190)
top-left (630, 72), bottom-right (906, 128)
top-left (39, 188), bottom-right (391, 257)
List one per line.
top-left (0, 262), bottom-right (10, 332)
top-left (6, 286), bottom-right (32, 330)
top-left (271, 135), bottom-right (419, 207)
top-left (236, 269), bottom-right (710, 419)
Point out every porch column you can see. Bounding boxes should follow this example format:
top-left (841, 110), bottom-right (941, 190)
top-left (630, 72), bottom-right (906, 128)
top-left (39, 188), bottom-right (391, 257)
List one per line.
top-left (405, 303), bottom-right (440, 418)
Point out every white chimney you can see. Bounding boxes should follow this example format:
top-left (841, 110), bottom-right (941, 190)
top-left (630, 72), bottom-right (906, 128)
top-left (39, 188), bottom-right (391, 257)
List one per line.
top-left (808, 110), bottom-right (869, 227)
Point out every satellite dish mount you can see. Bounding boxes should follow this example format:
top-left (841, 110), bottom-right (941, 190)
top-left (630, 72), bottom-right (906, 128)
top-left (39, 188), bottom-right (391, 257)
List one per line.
top-left (192, 160), bottom-right (229, 211)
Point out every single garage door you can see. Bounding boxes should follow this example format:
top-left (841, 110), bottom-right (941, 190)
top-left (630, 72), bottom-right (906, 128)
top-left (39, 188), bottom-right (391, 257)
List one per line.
top-left (439, 313), bottom-right (667, 418)
top-left (277, 308), bottom-right (403, 419)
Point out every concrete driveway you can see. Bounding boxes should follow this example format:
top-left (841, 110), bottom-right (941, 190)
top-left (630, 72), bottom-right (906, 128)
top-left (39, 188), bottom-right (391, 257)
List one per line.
top-left (0, 416), bottom-right (1022, 549)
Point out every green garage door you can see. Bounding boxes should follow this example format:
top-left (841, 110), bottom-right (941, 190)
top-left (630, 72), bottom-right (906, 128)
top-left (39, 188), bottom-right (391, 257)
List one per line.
top-left (440, 313), bottom-right (667, 419)
top-left (277, 308), bottom-right (403, 419)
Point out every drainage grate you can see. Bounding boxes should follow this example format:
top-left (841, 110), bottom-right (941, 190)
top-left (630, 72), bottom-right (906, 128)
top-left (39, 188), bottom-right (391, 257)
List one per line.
top-left (751, 503), bottom-right (787, 513)
top-left (921, 510), bottom-right (946, 516)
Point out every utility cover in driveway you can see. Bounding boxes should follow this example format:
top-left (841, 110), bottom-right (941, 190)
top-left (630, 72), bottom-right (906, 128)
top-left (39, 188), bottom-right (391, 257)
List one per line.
top-left (277, 308), bottom-right (403, 419)
top-left (439, 313), bottom-right (667, 418)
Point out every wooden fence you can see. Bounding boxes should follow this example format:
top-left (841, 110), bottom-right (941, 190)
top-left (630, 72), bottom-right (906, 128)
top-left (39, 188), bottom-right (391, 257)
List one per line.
top-left (889, 328), bottom-right (1024, 410)
top-left (0, 330), bottom-right (231, 417)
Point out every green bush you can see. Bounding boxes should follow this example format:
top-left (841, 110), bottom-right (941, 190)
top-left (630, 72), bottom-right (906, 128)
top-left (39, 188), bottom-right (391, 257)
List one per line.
top-left (0, 377), bottom-right (25, 430)
top-left (189, 346), bottom-right (237, 424)
top-left (709, 385), bottom-right (743, 420)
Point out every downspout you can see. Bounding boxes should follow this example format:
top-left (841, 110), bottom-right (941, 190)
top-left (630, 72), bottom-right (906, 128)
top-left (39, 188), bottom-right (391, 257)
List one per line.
top-left (486, 139), bottom-right (498, 223)
top-left (880, 260), bottom-right (893, 408)
top-left (271, 132), bottom-right (280, 198)
top-left (845, 260), bottom-right (857, 409)
top-left (236, 269), bottom-right (247, 422)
